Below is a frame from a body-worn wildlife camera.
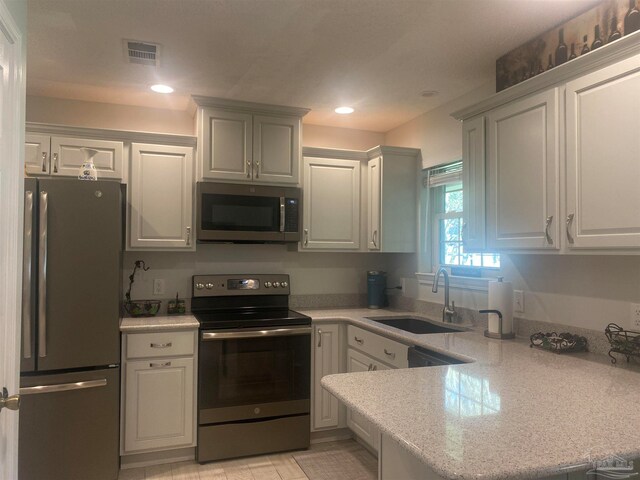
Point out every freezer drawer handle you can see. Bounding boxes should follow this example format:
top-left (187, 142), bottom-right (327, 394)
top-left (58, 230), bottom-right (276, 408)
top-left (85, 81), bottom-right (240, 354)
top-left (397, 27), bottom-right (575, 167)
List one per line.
top-left (38, 191), bottom-right (48, 358)
top-left (150, 342), bottom-right (172, 348)
top-left (19, 378), bottom-right (107, 395)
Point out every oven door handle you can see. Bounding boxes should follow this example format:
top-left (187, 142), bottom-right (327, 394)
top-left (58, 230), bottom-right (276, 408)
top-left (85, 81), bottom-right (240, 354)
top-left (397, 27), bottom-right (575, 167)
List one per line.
top-left (201, 326), bottom-right (311, 341)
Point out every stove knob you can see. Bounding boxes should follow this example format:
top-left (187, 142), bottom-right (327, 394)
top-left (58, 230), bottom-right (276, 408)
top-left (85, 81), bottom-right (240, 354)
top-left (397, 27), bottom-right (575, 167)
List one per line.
top-left (205, 283), bottom-right (214, 289)
top-left (281, 281), bottom-right (288, 288)
top-left (195, 283), bottom-right (205, 290)
top-left (272, 281), bottom-right (280, 288)
top-left (264, 282), bottom-right (272, 288)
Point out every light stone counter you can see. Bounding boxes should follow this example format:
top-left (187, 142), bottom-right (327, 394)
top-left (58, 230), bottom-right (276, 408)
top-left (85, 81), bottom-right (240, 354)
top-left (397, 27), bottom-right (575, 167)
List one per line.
top-left (120, 314), bottom-right (199, 332)
top-left (301, 308), bottom-right (640, 480)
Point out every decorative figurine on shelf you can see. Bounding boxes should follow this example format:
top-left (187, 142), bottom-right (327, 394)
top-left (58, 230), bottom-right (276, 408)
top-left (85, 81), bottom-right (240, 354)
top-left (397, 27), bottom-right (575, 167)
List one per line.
top-left (78, 147), bottom-right (99, 181)
top-left (124, 260), bottom-right (161, 317)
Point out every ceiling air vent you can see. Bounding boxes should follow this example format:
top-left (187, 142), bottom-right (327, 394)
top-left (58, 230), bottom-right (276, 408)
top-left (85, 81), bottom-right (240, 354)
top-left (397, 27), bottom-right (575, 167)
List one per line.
top-left (124, 40), bottom-right (160, 66)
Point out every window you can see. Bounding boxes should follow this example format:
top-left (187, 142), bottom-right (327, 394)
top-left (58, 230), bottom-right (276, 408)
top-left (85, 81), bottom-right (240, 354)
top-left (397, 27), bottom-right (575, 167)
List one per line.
top-left (425, 162), bottom-right (499, 272)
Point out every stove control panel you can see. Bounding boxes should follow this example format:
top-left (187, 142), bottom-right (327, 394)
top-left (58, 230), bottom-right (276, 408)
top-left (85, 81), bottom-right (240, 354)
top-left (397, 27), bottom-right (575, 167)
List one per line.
top-left (193, 274), bottom-right (291, 297)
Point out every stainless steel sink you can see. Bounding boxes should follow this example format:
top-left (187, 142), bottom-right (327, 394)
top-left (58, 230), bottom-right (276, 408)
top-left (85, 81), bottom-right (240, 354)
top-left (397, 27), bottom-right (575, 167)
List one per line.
top-left (366, 315), bottom-right (468, 334)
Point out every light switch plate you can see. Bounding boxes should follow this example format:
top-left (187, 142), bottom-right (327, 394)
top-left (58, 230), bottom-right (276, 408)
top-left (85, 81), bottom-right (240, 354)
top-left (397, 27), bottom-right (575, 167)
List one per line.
top-left (630, 303), bottom-right (640, 330)
top-left (513, 290), bottom-right (525, 313)
top-left (153, 278), bottom-right (165, 296)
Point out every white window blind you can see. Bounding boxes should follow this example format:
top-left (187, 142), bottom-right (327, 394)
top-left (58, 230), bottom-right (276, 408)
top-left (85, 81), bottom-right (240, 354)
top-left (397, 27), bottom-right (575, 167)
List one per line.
top-left (423, 161), bottom-right (462, 188)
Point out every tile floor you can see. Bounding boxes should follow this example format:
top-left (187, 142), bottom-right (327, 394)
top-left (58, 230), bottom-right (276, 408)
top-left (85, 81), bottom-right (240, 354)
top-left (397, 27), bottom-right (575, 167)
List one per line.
top-left (118, 439), bottom-right (372, 480)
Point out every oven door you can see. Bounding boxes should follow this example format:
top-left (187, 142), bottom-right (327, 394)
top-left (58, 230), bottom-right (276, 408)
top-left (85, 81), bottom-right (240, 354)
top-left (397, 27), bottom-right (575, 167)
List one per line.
top-left (199, 326), bottom-right (311, 425)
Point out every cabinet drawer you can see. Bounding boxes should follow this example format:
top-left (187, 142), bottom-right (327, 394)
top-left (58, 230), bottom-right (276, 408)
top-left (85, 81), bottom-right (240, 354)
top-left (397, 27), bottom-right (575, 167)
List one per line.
top-left (347, 325), bottom-right (408, 369)
top-left (126, 331), bottom-right (195, 359)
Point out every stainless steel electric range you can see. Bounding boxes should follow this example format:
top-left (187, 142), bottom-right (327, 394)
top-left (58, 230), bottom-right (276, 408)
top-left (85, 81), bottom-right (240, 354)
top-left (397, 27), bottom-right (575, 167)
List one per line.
top-left (191, 274), bottom-right (311, 463)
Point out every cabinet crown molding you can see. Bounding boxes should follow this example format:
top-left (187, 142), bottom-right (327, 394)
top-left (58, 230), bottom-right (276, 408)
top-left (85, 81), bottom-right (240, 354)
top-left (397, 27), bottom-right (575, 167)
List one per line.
top-left (366, 145), bottom-right (421, 160)
top-left (302, 146), bottom-right (369, 160)
top-left (26, 122), bottom-right (197, 147)
top-left (452, 32), bottom-right (640, 120)
top-left (192, 95), bottom-right (310, 117)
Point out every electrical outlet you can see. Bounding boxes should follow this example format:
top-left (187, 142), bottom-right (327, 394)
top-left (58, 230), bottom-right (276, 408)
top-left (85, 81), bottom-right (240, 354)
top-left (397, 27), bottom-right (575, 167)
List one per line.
top-left (153, 278), bottom-right (165, 296)
top-left (630, 303), bottom-right (640, 330)
top-left (513, 290), bottom-right (525, 313)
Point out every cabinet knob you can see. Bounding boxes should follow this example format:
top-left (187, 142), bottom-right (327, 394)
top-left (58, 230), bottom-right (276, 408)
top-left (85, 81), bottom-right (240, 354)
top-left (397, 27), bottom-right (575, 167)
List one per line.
top-left (354, 336), bottom-right (364, 345)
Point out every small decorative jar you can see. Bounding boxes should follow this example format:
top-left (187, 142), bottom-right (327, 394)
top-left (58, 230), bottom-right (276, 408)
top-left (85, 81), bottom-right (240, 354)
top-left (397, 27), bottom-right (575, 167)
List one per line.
top-left (78, 147), bottom-right (99, 181)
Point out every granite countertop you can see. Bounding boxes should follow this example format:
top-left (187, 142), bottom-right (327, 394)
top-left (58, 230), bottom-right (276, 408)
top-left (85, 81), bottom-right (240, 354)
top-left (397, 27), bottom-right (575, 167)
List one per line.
top-left (301, 308), bottom-right (640, 480)
top-left (120, 314), bottom-right (199, 332)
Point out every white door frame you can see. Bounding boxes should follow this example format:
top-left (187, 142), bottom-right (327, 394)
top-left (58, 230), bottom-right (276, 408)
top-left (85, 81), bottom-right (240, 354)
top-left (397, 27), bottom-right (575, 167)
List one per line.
top-left (0, 0), bottom-right (25, 478)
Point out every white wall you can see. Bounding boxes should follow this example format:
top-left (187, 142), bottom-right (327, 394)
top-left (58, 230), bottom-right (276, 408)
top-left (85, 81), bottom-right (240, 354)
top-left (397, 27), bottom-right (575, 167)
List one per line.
top-left (123, 246), bottom-right (415, 300)
top-left (385, 83), bottom-right (493, 169)
top-left (303, 124), bottom-right (384, 151)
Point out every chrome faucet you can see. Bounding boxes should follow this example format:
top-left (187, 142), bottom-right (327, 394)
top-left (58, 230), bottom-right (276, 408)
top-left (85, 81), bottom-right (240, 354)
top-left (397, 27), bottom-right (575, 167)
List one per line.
top-left (432, 267), bottom-right (457, 323)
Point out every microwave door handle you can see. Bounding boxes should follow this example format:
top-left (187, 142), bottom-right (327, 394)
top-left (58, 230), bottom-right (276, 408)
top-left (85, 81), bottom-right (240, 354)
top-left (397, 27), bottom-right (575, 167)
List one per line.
top-left (279, 196), bottom-right (285, 232)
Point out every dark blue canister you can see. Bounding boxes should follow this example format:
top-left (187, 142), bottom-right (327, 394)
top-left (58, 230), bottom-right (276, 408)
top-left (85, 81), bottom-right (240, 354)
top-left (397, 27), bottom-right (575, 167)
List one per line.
top-left (367, 271), bottom-right (387, 309)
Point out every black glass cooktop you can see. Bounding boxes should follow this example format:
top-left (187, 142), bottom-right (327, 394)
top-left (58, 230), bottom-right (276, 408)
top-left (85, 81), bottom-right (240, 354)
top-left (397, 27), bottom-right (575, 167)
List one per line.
top-left (195, 308), bottom-right (311, 330)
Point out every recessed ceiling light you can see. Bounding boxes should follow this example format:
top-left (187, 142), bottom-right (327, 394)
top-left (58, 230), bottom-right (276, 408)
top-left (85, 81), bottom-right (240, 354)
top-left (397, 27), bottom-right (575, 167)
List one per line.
top-left (335, 106), bottom-right (354, 114)
top-left (150, 84), bottom-right (174, 94)
top-left (420, 90), bottom-right (439, 98)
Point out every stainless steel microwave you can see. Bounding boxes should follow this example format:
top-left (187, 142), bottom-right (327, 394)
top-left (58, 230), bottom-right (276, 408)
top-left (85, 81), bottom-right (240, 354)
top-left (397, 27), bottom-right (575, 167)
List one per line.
top-left (196, 182), bottom-right (301, 243)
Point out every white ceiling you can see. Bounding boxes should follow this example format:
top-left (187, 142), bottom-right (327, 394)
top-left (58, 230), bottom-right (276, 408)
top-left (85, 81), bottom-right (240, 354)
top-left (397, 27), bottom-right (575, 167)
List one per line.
top-left (27, 0), bottom-right (599, 132)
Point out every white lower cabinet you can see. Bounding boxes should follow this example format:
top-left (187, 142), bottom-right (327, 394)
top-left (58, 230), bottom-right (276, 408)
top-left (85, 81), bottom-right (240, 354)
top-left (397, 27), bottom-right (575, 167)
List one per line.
top-left (312, 323), bottom-right (345, 430)
top-left (121, 330), bottom-right (197, 455)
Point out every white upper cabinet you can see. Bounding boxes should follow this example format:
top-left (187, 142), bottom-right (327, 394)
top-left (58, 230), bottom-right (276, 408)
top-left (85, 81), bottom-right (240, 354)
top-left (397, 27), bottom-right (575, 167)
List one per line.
top-left (253, 114), bottom-right (300, 184)
top-left (302, 156), bottom-right (361, 250)
top-left (565, 55), bottom-right (640, 249)
top-left (129, 143), bottom-right (194, 250)
top-left (199, 108), bottom-right (253, 182)
top-left (24, 134), bottom-right (124, 180)
top-left (486, 88), bottom-right (560, 251)
top-left (461, 116), bottom-right (486, 252)
top-left (195, 97), bottom-right (309, 185)
top-left (366, 147), bottom-right (419, 253)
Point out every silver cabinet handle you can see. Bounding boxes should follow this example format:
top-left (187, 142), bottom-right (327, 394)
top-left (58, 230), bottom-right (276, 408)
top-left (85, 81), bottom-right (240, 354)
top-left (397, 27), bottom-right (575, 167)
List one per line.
top-left (186, 227), bottom-right (191, 246)
top-left (354, 336), bottom-right (364, 345)
top-left (52, 153), bottom-right (58, 174)
top-left (150, 342), bottom-right (172, 348)
top-left (150, 362), bottom-right (171, 368)
top-left (372, 230), bottom-right (378, 248)
top-left (279, 196), bottom-right (285, 233)
top-left (317, 329), bottom-right (322, 348)
top-left (38, 191), bottom-right (48, 358)
top-left (203, 326), bottom-right (311, 341)
top-left (384, 348), bottom-right (396, 360)
top-left (246, 160), bottom-right (251, 178)
top-left (566, 213), bottom-right (575, 244)
top-left (544, 215), bottom-right (554, 245)
top-left (20, 379), bottom-right (107, 395)
top-left (22, 190), bottom-right (33, 359)
top-left (304, 228), bottom-right (309, 246)
top-left (256, 161), bottom-right (260, 179)
top-left (41, 152), bottom-right (47, 172)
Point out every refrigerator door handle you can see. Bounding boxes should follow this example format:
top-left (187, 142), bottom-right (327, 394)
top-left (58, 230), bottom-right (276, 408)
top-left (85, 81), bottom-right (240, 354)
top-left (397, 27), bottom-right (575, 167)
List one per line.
top-left (19, 378), bottom-right (107, 395)
top-left (38, 191), bottom-right (48, 358)
top-left (22, 190), bottom-right (33, 359)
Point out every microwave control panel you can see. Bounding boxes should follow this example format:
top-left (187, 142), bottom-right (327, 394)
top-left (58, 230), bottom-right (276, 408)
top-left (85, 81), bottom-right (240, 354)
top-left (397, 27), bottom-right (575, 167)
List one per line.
top-left (284, 198), bottom-right (299, 233)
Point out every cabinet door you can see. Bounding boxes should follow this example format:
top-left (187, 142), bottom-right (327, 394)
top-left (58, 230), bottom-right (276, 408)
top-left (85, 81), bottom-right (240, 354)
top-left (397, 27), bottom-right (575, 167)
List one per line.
top-left (462, 116), bottom-right (485, 251)
top-left (346, 349), bottom-right (382, 451)
top-left (124, 357), bottom-right (194, 452)
top-left (200, 108), bottom-right (253, 182)
top-left (313, 324), bottom-right (341, 430)
top-left (486, 89), bottom-right (559, 250)
top-left (51, 137), bottom-right (124, 179)
top-left (302, 157), bottom-right (361, 250)
top-left (253, 114), bottom-right (300, 184)
top-left (129, 143), bottom-right (194, 249)
top-left (565, 55), bottom-right (640, 249)
top-left (367, 156), bottom-right (381, 250)
top-left (24, 134), bottom-right (50, 176)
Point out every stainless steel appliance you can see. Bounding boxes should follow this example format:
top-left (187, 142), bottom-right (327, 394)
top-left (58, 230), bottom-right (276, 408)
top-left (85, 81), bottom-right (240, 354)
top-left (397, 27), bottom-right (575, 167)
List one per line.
top-left (196, 182), bottom-right (301, 243)
top-left (192, 274), bottom-right (311, 462)
top-left (19, 178), bottom-right (122, 480)
top-left (407, 345), bottom-right (467, 367)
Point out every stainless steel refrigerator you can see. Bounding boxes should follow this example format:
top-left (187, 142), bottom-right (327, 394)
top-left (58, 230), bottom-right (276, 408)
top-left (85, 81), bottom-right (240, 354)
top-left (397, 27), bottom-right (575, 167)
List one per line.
top-left (19, 178), bottom-right (122, 480)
